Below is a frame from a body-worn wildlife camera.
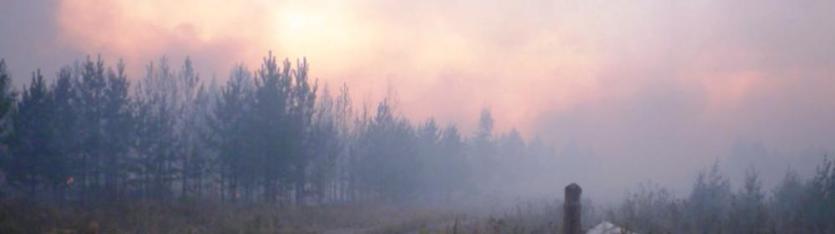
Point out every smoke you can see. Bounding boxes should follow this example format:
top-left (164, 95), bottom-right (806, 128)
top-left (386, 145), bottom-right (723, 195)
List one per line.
top-left (1, 0), bottom-right (834, 201)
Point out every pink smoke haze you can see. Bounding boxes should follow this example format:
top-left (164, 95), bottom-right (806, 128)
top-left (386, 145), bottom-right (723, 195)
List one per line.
top-left (2, 0), bottom-right (833, 199)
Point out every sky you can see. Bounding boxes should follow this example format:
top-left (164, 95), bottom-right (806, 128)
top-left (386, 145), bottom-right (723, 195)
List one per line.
top-left (2, 0), bottom-right (835, 200)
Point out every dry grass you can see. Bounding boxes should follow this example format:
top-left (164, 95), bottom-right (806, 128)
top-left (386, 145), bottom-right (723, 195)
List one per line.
top-left (0, 198), bottom-right (602, 233)
top-left (0, 198), bottom-right (471, 234)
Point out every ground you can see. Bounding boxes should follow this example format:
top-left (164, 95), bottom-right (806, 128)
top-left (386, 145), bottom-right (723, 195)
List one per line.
top-left (0, 198), bottom-right (582, 233)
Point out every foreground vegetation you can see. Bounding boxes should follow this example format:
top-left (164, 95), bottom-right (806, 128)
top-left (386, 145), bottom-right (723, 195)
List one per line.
top-left (0, 199), bottom-right (468, 233)
top-left (0, 157), bottom-right (832, 233)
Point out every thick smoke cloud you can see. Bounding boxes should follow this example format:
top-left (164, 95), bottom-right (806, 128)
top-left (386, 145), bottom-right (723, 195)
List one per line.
top-left (1, 0), bottom-right (834, 200)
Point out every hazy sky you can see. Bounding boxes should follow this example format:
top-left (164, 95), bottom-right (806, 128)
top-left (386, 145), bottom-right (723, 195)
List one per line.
top-left (2, 0), bottom-right (834, 200)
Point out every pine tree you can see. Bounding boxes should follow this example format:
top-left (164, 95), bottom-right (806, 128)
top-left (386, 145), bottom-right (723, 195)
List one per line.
top-left (177, 57), bottom-right (208, 198)
top-left (8, 70), bottom-right (54, 198)
top-left (730, 167), bottom-right (769, 233)
top-left (688, 161), bottom-right (731, 233)
top-left (805, 156), bottom-right (835, 233)
top-left (207, 65), bottom-right (253, 201)
top-left (439, 125), bottom-right (468, 200)
top-left (250, 53), bottom-right (293, 202)
top-left (51, 68), bottom-right (79, 202)
top-left (353, 98), bottom-right (419, 202)
top-left (307, 85), bottom-right (341, 203)
top-left (135, 58), bottom-right (181, 199)
top-left (0, 60), bottom-right (15, 150)
top-left (0, 60), bottom-right (16, 195)
top-left (74, 57), bottom-right (133, 201)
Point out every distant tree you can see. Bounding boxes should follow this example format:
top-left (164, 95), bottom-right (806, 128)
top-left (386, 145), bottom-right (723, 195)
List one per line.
top-left (6, 69), bottom-right (77, 201)
top-left (352, 98), bottom-right (418, 202)
top-left (7, 71), bottom-right (55, 197)
top-left (438, 125), bottom-right (469, 200)
top-left (307, 85), bottom-right (341, 203)
top-left (475, 108), bottom-right (493, 141)
top-left (0, 54), bottom-right (564, 207)
top-left (331, 84), bottom-right (353, 202)
top-left (729, 167), bottom-right (769, 233)
top-left (249, 53), bottom-right (295, 202)
top-left (471, 108), bottom-right (497, 193)
top-left (0, 60), bottom-right (15, 194)
top-left (206, 65), bottom-right (253, 201)
top-left (771, 168), bottom-right (805, 233)
top-left (176, 57), bottom-right (209, 198)
top-left (416, 119), bottom-right (440, 201)
top-left (495, 129), bottom-right (526, 192)
top-left (74, 57), bottom-right (133, 201)
top-left (287, 57), bottom-right (317, 204)
top-left (0, 60), bottom-right (15, 149)
top-left (134, 58), bottom-right (179, 199)
top-left (687, 161), bottom-right (731, 233)
top-left (51, 68), bottom-right (79, 201)
top-left (804, 156), bottom-right (835, 233)
top-left (102, 60), bottom-right (133, 198)
top-left (610, 183), bottom-right (680, 233)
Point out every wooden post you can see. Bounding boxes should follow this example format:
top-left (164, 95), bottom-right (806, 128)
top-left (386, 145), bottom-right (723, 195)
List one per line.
top-left (563, 183), bottom-right (582, 234)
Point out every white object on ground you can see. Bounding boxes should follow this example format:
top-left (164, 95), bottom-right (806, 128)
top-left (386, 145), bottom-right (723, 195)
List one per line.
top-left (586, 221), bottom-right (635, 234)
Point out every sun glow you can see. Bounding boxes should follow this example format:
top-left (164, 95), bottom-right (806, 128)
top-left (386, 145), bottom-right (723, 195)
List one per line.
top-left (54, 0), bottom-right (810, 136)
top-left (277, 7), bottom-right (324, 37)
top-left (270, 4), bottom-right (369, 64)
top-left (273, 6), bottom-right (337, 56)
top-left (265, 2), bottom-right (382, 84)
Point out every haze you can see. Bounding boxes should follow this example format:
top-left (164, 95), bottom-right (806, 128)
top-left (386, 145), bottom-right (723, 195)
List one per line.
top-left (2, 0), bottom-right (834, 201)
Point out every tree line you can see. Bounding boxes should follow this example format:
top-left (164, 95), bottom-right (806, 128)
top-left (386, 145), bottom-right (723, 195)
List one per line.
top-left (608, 159), bottom-right (835, 233)
top-left (3, 53), bottom-right (832, 233)
top-left (0, 53), bottom-right (557, 206)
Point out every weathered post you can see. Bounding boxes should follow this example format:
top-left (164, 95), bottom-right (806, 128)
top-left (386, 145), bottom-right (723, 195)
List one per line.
top-left (563, 183), bottom-right (582, 234)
